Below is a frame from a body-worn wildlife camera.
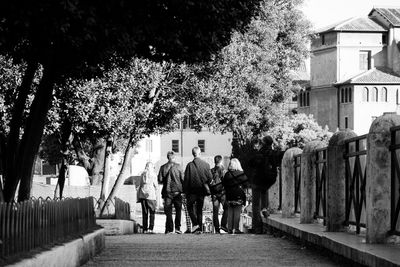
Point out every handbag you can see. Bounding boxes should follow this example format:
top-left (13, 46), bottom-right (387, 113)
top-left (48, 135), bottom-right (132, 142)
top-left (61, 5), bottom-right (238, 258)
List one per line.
top-left (209, 181), bottom-right (224, 195)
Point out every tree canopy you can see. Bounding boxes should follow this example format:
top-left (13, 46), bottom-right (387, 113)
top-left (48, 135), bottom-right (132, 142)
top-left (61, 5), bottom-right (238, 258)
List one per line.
top-left (0, 0), bottom-right (263, 201)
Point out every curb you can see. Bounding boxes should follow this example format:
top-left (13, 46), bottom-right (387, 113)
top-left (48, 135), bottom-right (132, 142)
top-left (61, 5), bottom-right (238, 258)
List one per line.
top-left (265, 215), bottom-right (400, 267)
top-left (7, 228), bottom-right (105, 267)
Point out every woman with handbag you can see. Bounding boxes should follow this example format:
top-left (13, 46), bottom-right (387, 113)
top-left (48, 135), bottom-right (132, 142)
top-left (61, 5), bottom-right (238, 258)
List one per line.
top-left (222, 158), bottom-right (249, 235)
top-left (137, 161), bottom-right (158, 234)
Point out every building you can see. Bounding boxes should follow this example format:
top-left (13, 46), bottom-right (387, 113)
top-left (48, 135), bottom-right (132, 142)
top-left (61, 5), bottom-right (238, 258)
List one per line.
top-left (130, 117), bottom-right (233, 177)
top-left (299, 7), bottom-right (400, 134)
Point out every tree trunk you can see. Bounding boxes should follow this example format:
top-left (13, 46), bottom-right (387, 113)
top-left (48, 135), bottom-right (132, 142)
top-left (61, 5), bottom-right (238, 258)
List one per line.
top-left (54, 121), bottom-right (73, 199)
top-left (3, 62), bottom-right (38, 202)
top-left (99, 136), bottom-right (113, 207)
top-left (16, 65), bottom-right (57, 202)
top-left (72, 135), bottom-right (92, 171)
top-left (99, 138), bottom-right (135, 215)
top-left (91, 138), bottom-right (105, 185)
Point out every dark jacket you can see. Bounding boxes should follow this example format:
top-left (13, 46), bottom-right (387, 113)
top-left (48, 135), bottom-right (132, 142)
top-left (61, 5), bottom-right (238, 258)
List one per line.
top-left (210, 165), bottom-right (225, 196)
top-left (183, 157), bottom-right (212, 195)
top-left (250, 147), bottom-right (284, 189)
top-left (158, 162), bottom-right (184, 198)
top-left (222, 170), bottom-right (248, 203)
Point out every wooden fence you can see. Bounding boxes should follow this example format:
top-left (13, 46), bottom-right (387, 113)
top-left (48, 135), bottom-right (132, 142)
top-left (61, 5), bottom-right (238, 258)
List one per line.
top-left (0, 197), bottom-right (96, 259)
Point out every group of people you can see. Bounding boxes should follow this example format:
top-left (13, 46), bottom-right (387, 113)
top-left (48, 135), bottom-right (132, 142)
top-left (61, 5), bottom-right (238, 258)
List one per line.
top-left (136, 136), bottom-right (281, 235)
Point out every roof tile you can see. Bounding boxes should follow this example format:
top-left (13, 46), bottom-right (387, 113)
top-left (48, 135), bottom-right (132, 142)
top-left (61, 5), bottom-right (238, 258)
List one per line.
top-left (335, 67), bottom-right (400, 85)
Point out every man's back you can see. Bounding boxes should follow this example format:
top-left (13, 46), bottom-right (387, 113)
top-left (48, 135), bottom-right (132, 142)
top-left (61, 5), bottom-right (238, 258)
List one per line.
top-left (184, 158), bottom-right (212, 194)
top-left (158, 162), bottom-right (184, 198)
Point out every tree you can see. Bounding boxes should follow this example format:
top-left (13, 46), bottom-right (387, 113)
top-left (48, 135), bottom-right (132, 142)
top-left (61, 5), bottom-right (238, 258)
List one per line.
top-left (0, 1), bottom-right (262, 201)
top-left (266, 113), bottom-right (332, 150)
top-left (186, 0), bottom-right (311, 145)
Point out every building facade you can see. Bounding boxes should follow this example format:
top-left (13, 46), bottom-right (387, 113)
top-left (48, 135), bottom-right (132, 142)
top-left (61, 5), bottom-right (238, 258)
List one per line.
top-left (299, 7), bottom-right (400, 134)
top-left (130, 117), bottom-right (232, 177)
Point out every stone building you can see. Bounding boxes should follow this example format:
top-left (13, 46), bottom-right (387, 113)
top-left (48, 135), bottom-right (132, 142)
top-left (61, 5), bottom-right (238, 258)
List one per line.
top-left (299, 7), bottom-right (400, 134)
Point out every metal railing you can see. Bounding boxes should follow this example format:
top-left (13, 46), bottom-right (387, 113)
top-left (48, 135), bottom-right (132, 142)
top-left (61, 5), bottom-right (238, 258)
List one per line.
top-left (114, 197), bottom-right (131, 220)
top-left (390, 126), bottom-right (400, 235)
top-left (294, 154), bottom-right (301, 213)
top-left (0, 197), bottom-right (96, 259)
top-left (314, 148), bottom-right (327, 224)
top-left (344, 134), bottom-right (367, 234)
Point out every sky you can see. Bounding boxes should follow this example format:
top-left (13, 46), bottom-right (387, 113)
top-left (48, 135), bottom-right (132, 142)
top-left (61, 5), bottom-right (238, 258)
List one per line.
top-left (301, 0), bottom-right (400, 30)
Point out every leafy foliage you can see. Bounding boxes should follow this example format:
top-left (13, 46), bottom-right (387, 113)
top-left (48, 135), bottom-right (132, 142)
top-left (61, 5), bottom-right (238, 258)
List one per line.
top-left (266, 113), bottom-right (332, 150)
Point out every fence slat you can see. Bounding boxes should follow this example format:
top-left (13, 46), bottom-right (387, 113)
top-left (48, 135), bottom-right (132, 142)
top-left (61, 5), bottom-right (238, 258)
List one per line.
top-left (0, 197), bottom-right (96, 259)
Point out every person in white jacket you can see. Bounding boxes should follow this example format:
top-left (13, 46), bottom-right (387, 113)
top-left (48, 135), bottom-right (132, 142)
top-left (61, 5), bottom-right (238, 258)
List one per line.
top-left (138, 162), bottom-right (158, 234)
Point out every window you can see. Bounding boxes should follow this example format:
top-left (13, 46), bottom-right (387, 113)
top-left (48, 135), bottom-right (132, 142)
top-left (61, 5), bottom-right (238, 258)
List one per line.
top-left (341, 88), bottom-right (345, 103)
top-left (321, 34), bottom-right (325, 45)
top-left (348, 88), bottom-right (352, 102)
top-left (182, 116), bottom-right (196, 129)
top-left (145, 139), bottom-right (153, 152)
top-left (306, 92), bottom-right (310, 106)
top-left (397, 89), bottom-right (400, 105)
top-left (371, 87), bottom-right (378, 102)
top-left (362, 87), bottom-right (369, 102)
top-left (198, 140), bottom-right (205, 153)
top-left (359, 51), bottom-right (371, 71)
top-left (381, 87), bottom-right (387, 102)
top-left (345, 117), bottom-right (348, 129)
top-left (382, 34), bottom-right (387, 45)
top-left (299, 91), bottom-right (303, 107)
top-left (172, 140), bottom-right (179, 153)
top-left (341, 87), bottom-right (352, 103)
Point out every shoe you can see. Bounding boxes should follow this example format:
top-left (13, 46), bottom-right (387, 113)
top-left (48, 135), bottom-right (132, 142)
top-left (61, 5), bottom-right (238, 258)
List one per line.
top-left (143, 230), bottom-right (148, 234)
top-left (215, 230), bottom-right (220, 234)
top-left (165, 231), bottom-right (173, 234)
top-left (184, 229), bottom-right (192, 234)
top-left (175, 229), bottom-right (182, 234)
top-left (148, 229), bottom-right (154, 234)
top-left (228, 229), bottom-right (233, 234)
top-left (191, 225), bottom-right (200, 233)
top-left (233, 229), bottom-right (243, 234)
top-left (220, 226), bottom-right (228, 233)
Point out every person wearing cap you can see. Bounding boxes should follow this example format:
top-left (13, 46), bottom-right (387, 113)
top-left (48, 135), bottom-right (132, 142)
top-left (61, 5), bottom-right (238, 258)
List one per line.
top-left (158, 151), bottom-right (184, 234)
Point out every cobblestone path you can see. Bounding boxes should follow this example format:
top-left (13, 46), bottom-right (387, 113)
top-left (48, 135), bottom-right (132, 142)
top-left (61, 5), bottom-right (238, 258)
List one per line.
top-left (84, 233), bottom-right (353, 267)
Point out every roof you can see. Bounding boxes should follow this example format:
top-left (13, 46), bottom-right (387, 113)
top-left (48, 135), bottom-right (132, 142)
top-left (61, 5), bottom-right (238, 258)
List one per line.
top-left (369, 7), bottom-right (400, 27)
top-left (316, 17), bottom-right (387, 34)
top-left (335, 67), bottom-right (400, 86)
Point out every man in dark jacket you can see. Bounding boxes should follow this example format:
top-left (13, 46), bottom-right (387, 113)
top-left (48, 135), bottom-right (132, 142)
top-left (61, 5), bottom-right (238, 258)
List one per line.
top-left (158, 151), bottom-right (184, 234)
top-left (250, 136), bottom-right (284, 234)
top-left (183, 147), bottom-right (212, 233)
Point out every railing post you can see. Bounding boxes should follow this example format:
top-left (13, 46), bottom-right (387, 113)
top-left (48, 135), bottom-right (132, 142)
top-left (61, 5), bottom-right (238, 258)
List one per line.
top-left (300, 141), bottom-right (326, 223)
top-left (281, 147), bottom-right (302, 218)
top-left (366, 113), bottom-right (400, 243)
top-left (326, 130), bottom-right (356, 231)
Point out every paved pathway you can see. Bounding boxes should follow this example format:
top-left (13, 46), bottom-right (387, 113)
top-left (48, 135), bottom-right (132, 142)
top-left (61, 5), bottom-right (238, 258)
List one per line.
top-left (84, 233), bottom-right (353, 267)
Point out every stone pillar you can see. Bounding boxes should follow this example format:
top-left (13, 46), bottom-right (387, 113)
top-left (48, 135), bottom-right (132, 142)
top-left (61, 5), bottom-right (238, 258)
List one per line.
top-left (366, 113), bottom-right (400, 243)
top-left (281, 147), bottom-right (303, 218)
top-left (326, 130), bottom-right (356, 231)
top-left (300, 141), bottom-right (326, 224)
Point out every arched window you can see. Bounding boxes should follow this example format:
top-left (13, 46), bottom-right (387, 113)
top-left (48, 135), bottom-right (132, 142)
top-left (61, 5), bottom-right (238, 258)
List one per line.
top-left (306, 91), bottom-right (310, 106)
top-left (381, 87), bottom-right (387, 102)
top-left (397, 89), bottom-right (399, 105)
top-left (341, 88), bottom-right (345, 103)
top-left (299, 91), bottom-right (303, 107)
top-left (345, 88), bottom-right (348, 102)
top-left (362, 87), bottom-right (369, 102)
top-left (371, 87), bottom-right (378, 102)
top-left (348, 87), bottom-right (352, 102)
